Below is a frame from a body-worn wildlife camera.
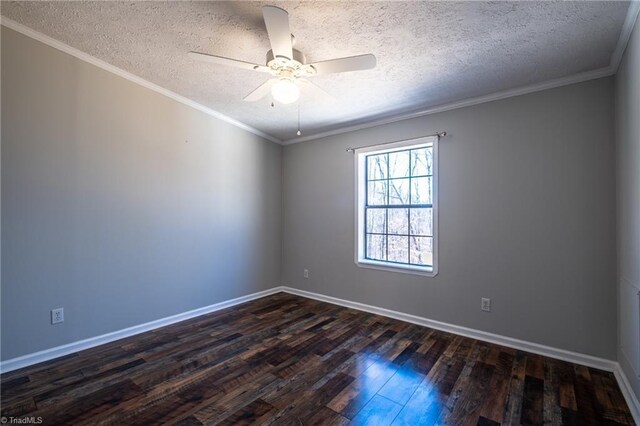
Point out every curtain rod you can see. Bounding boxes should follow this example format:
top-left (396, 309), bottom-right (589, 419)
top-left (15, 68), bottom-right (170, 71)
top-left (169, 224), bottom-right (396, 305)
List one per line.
top-left (345, 131), bottom-right (447, 153)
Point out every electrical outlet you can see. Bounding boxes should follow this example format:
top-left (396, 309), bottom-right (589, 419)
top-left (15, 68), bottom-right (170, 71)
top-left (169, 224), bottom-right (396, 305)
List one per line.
top-left (481, 298), bottom-right (491, 312)
top-left (303, 269), bottom-right (309, 279)
top-left (51, 308), bottom-right (64, 324)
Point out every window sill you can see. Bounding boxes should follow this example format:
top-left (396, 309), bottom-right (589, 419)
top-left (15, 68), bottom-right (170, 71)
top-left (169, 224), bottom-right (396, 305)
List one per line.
top-left (355, 259), bottom-right (438, 277)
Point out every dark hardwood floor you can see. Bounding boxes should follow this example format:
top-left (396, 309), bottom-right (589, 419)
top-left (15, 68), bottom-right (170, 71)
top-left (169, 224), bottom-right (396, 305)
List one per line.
top-left (0, 293), bottom-right (634, 425)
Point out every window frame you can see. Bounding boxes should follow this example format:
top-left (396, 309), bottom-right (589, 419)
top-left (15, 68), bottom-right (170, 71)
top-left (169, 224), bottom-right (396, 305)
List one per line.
top-left (354, 135), bottom-right (439, 277)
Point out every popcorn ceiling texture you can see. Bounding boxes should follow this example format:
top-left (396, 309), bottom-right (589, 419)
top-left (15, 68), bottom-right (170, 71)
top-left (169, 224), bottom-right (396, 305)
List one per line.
top-left (1, 1), bottom-right (629, 141)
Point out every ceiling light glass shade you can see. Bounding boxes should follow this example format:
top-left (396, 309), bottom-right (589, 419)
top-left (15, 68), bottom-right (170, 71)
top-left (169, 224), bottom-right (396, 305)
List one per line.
top-left (271, 79), bottom-right (300, 104)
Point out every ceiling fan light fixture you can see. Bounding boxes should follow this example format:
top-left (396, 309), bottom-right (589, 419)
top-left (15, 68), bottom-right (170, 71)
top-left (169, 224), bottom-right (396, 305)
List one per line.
top-left (189, 5), bottom-right (376, 108)
top-left (271, 78), bottom-right (300, 104)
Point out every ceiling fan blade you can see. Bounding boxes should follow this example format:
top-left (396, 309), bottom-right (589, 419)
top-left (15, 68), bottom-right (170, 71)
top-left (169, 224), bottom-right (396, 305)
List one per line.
top-left (243, 79), bottom-right (276, 102)
top-left (298, 79), bottom-right (335, 103)
top-left (262, 6), bottom-right (293, 60)
top-left (308, 54), bottom-right (376, 75)
top-left (189, 51), bottom-right (264, 72)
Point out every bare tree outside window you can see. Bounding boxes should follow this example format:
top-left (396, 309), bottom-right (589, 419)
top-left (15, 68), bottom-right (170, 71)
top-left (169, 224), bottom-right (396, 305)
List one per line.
top-left (364, 145), bottom-right (434, 267)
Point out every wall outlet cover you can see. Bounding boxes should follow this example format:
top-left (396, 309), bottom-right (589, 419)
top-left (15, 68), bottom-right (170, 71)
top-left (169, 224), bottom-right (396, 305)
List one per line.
top-left (51, 308), bottom-right (64, 324)
top-left (481, 298), bottom-right (491, 312)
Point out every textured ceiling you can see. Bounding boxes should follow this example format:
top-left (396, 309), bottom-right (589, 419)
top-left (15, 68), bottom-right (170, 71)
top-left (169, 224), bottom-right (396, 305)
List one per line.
top-left (1, 1), bottom-right (630, 141)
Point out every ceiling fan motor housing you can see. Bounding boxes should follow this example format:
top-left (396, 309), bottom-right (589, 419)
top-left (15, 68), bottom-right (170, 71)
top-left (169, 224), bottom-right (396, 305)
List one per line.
top-left (189, 5), bottom-right (376, 103)
top-left (266, 48), bottom-right (316, 78)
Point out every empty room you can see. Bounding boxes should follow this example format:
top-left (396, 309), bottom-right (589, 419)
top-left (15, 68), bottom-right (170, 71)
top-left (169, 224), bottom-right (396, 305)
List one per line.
top-left (1, 1), bottom-right (640, 424)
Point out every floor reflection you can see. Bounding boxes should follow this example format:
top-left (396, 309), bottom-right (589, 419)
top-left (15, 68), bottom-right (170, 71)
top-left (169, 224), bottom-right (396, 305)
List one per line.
top-left (342, 354), bottom-right (444, 425)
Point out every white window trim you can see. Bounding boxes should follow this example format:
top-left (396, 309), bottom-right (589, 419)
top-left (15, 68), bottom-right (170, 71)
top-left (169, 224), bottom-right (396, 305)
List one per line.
top-left (354, 135), bottom-right (439, 277)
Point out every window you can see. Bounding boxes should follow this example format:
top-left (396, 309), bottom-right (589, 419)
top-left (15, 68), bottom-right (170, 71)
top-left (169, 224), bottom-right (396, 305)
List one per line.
top-left (355, 136), bottom-right (438, 276)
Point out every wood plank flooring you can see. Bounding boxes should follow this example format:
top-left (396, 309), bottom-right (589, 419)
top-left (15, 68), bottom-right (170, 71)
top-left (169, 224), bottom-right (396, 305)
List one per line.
top-left (0, 293), bottom-right (634, 425)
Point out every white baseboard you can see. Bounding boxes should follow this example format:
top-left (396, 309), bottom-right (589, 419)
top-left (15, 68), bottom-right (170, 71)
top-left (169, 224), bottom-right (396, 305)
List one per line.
top-left (0, 286), bottom-right (285, 374)
top-left (281, 287), bottom-right (616, 370)
top-left (614, 364), bottom-right (640, 424)
top-left (279, 286), bottom-right (640, 423)
top-left (1, 284), bottom-right (638, 422)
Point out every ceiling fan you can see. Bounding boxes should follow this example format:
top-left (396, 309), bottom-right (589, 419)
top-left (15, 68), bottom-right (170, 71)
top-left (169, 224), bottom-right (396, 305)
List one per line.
top-left (189, 5), bottom-right (376, 105)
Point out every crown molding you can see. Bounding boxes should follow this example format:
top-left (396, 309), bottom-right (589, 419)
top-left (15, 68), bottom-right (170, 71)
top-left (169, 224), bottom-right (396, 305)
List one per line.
top-left (0, 17), bottom-right (283, 145)
top-left (611, 0), bottom-right (640, 73)
top-left (283, 1), bottom-right (639, 145)
top-left (282, 65), bottom-right (614, 145)
top-left (3, 0), bottom-right (637, 148)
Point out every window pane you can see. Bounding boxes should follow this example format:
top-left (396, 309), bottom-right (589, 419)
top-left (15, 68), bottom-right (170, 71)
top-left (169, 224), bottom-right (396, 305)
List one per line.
top-left (410, 236), bottom-right (433, 266)
top-left (411, 147), bottom-right (433, 176)
top-left (367, 154), bottom-right (388, 180)
top-left (389, 150), bottom-right (410, 178)
top-left (366, 208), bottom-right (386, 234)
top-left (388, 208), bottom-right (408, 235)
top-left (366, 234), bottom-right (386, 261)
top-left (368, 180), bottom-right (388, 206)
top-left (389, 179), bottom-right (409, 205)
top-left (388, 236), bottom-right (409, 263)
top-left (360, 141), bottom-right (436, 272)
top-left (411, 177), bottom-right (433, 204)
top-left (409, 208), bottom-right (432, 236)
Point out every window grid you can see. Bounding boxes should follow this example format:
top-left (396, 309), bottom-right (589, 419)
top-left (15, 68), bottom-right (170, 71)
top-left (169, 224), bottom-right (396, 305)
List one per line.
top-left (367, 174), bottom-right (432, 182)
top-left (366, 205), bottom-right (432, 208)
top-left (386, 152), bottom-right (389, 261)
top-left (364, 146), bottom-right (433, 267)
top-left (408, 149), bottom-right (411, 263)
top-left (366, 233), bottom-right (432, 237)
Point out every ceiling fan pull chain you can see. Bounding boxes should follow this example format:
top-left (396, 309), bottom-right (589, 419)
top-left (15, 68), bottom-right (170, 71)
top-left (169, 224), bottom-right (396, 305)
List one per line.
top-left (297, 102), bottom-right (302, 136)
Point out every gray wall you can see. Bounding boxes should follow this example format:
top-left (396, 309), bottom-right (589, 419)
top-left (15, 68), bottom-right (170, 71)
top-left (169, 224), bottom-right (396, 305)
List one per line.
top-left (0, 23), bottom-right (623, 367)
top-left (1, 27), bottom-right (282, 360)
top-left (615, 14), bottom-right (640, 401)
top-left (283, 77), bottom-right (616, 359)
